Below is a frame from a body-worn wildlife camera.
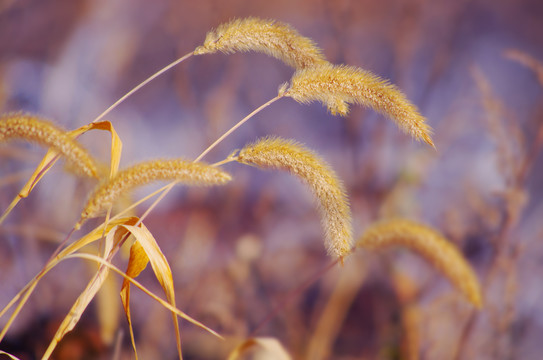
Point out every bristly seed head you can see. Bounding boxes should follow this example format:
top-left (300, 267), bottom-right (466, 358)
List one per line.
top-left (0, 112), bottom-right (99, 178)
top-left (79, 159), bottom-right (232, 224)
top-left (357, 219), bottom-right (483, 308)
top-left (237, 136), bottom-right (353, 259)
top-left (284, 64), bottom-right (435, 147)
top-left (194, 17), bottom-right (329, 70)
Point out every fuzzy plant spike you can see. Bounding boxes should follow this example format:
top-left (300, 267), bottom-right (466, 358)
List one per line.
top-left (0, 112), bottom-right (99, 178)
top-left (283, 64), bottom-right (435, 147)
top-left (194, 17), bottom-right (329, 70)
top-left (357, 219), bottom-right (483, 308)
top-left (236, 137), bottom-right (353, 259)
top-left (79, 159), bottom-right (232, 226)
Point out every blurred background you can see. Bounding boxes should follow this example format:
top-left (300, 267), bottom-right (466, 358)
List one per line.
top-left (1, 0), bottom-right (542, 358)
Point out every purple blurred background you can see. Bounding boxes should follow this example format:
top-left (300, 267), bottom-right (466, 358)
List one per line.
top-left (1, 0), bottom-right (542, 358)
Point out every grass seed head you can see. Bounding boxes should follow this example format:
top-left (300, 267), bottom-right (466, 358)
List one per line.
top-left (357, 219), bottom-right (483, 308)
top-left (285, 64), bottom-right (435, 147)
top-left (80, 159), bottom-right (232, 223)
top-left (237, 136), bottom-right (353, 259)
top-left (0, 112), bottom-right (99, 178)
top-left (194, 17), bottom-right (329, 70)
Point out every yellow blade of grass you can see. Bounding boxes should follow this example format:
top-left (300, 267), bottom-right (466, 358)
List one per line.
top-left (119, 224), bottom-right (183, 359)
top-left (0, 350), bottom-right (21, 360)
top-left (227, 337), bottom-right (292, 360)
top-left (120, 241), bottom-right (150, 359)
top-left (2, 225), bottom-right (222, 357)
top-left (95, 256), bottom-right (121, 346)
top-left (64, 253), bottom-right (223, 338)
top-left (83, 121), bottom-right (122, 179)
top-left (42, 223), bottom-right (126, 359)
top-left (0, 217), bottom-right (139, 342)
top-left (0, 121), bottom-right (122, 224)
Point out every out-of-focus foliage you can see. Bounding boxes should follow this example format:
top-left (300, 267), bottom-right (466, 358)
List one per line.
top-left (1, 0), bottom-right (542, 359)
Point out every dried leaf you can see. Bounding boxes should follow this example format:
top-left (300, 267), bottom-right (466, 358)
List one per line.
top-left (0, 350), bottom-right (21, 360)
top-left (95, 258), bottom-right (121, 346)
top-left (227, 337), bottom-right (292, 360)
top-left (0, 121), bottom-right (122, 225)
top-left (64, 252), bottom-right (223, 339)
top-left (0, 217), bottom-right (139, 343)
top-left (42, 224), bottom-right (127, 358)
top-left (120, 241), bottom-right (150, 359)
top-left (120, 224), bottom-right (182, 359)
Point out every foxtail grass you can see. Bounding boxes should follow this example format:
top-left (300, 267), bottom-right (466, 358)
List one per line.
top-left (0, 113), bottom-right (99, 178)
top-left (78, 159), bottom-right (232, 226)
top-left (236, 137), bottom-right (352, 259)
top-left (357, 219), bottom-right (482, 307)
top-left (194, 17), bottom-right (328, 70)
top-left (283, 64), bottom-right (435, 147)
top-left (1, 16), bottom-right (452, 360)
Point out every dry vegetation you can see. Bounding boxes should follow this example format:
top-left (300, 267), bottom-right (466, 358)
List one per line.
top-left (0, 1), bottom-right (542, 359)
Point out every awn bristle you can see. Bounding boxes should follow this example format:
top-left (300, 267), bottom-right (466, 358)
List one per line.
top-left (283, 64), bottom-right (435, 147)
top-left (194, 17), bottom-right (329, 70)
top-left (80, 159), bottom-right (232, 223)
top-left (237, 137), bottom-right (353, 259)
top-left (0, 112), bottom-right (98, 178)
top-left (357, 219), bottom-right (482, 308)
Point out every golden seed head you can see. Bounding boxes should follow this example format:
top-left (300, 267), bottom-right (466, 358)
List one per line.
top-left (194, 17), bottom-right (329, 69)
top-left (285, 64), bottom-right (435, 147)
top-left (0, 112), bottom-right (99, 177)
top-left (357, 219), bottom-right (483, 308)
top-left (81, 159), bottom-right (232, 222)
top-left (237, 136), bottom-right (353, 259)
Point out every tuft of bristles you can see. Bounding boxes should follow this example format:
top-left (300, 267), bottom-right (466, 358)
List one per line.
top-left (0, 112), bottom-right (99, 178)
top-left (236, 137), bottom-right (352, 259)
top-left (283, 64), bottom-right (435, 147)
top-left (79, 159), bottom-right (232, 224)
top-left (194, 17), bottom-right (329, 70)
top-left (357, 219), bottom-right (483, 308)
